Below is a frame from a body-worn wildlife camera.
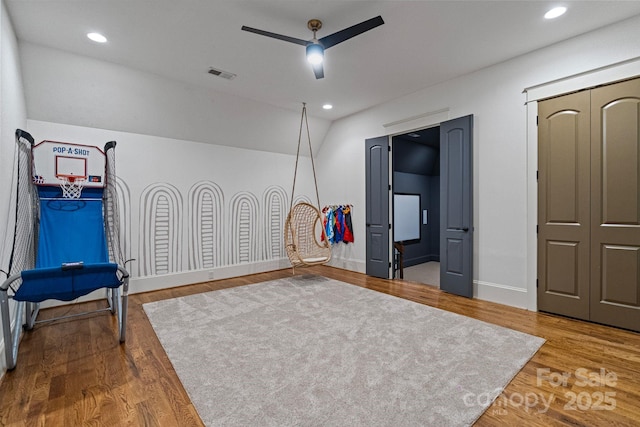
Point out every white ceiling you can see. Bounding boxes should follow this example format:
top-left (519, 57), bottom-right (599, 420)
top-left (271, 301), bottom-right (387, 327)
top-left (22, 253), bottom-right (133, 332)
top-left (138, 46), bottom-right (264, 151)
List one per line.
top-left (6, 1), bottom-right (640, 121)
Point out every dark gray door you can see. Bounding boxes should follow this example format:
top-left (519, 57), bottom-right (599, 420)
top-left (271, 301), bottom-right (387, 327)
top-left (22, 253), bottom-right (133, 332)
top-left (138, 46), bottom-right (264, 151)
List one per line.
top-left (440, 115), bottom-right (473, 297)
top-left (365, 136), bottom-right (390, 278)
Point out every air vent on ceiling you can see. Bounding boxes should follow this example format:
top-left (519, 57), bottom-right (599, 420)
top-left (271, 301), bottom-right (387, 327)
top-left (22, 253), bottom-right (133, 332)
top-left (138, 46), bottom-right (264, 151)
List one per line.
top-left (208, 67), bottom-right (236, 80)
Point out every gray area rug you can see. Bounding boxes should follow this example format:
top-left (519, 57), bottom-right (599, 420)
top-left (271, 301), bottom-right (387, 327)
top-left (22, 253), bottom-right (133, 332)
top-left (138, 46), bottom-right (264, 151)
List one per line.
top-left (144, 275), bottom-right (544, 426)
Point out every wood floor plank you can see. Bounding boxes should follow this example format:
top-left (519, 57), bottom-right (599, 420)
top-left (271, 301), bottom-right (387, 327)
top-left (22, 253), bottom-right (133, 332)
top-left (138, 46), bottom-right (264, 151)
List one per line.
top-left (1, 265), bottom-right (639, 426)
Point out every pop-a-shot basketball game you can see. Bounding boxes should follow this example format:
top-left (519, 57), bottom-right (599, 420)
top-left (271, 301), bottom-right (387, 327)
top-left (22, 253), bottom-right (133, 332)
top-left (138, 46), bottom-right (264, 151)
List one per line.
top-left (1, 130), bottom-right (130, 370)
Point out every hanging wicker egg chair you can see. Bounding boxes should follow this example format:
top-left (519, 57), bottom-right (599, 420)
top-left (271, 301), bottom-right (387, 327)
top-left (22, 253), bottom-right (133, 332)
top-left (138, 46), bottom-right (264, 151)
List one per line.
top-left (285, 202), bottom-right (331, 268)
top-left (283, 103), bottom-right (331, 271)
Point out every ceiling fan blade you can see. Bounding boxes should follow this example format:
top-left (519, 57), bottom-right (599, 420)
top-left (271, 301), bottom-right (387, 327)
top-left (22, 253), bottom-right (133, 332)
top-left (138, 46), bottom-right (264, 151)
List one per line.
top-left (241, 25), bottom-right (310, 46)
top-left (318, 16), bottom-right (384, 49)
top-left (312, 63), bottom-right (324, 79)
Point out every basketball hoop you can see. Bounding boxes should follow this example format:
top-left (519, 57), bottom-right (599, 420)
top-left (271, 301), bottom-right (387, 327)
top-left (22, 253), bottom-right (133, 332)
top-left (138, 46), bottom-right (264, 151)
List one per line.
top-left (58, 176), bottom-right (85, 199)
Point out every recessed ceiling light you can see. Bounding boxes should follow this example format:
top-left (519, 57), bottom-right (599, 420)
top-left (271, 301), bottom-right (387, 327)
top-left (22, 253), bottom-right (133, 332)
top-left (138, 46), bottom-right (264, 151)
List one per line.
top-left (544, 6), bottom-right (567, 19)
top-left (87, 32), bottom-right (107, 43)
top-left (322, 104), bottom-right (333, 110)
top-left (408, 133), bottom-right (421, 138)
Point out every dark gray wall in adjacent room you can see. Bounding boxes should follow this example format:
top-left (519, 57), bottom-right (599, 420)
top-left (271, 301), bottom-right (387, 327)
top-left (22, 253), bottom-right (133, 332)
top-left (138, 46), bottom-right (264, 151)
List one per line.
top-left (393, 172), bottom-right (440, 266)
top-left (426, 175), bottom-right (440, 259)
top-left (393, 135), bottom-right (439, 176)
top-left (392, 129), bottom-right (441, 267)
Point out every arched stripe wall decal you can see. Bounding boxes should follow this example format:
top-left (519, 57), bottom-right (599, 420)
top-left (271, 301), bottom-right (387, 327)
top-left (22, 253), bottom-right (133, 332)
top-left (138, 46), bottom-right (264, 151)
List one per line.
top-left (188, 181), bottom-right (224, 269)
top-left (262, 186), bottom-right (288, 260)
top-left (293, 195), bottom-right (312, 205)
top-left (139, 183), bottom-right (183, 276)
top-left (229, 192), bottom-right (260, 264)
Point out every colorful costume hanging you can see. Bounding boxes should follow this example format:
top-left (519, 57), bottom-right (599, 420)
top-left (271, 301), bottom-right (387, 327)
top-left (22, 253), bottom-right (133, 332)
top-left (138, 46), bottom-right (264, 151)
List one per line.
top-left (342, 205), bottom-right (354, 243)
top-left (322, 205), bottom-right (354, 245)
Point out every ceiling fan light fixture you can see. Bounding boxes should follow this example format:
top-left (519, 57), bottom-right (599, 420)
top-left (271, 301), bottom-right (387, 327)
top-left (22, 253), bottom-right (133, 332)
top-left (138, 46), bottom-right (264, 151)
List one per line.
top-left (306, 43), bottom-right (324, 65)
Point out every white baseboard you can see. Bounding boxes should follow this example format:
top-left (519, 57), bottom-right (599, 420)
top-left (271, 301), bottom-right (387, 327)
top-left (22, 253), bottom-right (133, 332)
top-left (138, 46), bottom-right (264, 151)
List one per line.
top-left (37, 258), bottom-right (293, 309)
top-left (474, 280), bottom-right (529, 309)
top-left (327, 257), bottom-right (366, 274)
top-left (128, 258), bottom-right (366, 296)
top-left (130, 259), bottom-right (292, 294)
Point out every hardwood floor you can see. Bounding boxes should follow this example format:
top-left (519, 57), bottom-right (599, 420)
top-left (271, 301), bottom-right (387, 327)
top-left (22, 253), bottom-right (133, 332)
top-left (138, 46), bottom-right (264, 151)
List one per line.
top-left (1, 266), bottom-right (639, 426)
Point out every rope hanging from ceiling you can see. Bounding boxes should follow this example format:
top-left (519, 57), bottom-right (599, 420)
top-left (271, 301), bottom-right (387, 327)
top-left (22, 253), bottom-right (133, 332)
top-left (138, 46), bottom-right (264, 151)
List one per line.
top-left (284, 103), bottom-right (331, 271)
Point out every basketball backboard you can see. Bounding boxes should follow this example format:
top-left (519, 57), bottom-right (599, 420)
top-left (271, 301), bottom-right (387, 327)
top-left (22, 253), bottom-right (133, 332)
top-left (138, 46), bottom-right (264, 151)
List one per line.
top-left (32, 140), bottom-right (106, 188)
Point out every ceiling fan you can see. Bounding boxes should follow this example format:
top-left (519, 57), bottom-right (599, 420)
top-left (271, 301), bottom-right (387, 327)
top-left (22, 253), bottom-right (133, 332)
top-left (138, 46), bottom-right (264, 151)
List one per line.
top-left (241, 16), bottom-right (384, 79)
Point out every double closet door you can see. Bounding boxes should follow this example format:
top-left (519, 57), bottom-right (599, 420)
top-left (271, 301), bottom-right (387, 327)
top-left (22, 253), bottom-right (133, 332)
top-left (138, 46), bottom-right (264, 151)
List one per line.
top-left (538, 77), bottom-right (640, 332)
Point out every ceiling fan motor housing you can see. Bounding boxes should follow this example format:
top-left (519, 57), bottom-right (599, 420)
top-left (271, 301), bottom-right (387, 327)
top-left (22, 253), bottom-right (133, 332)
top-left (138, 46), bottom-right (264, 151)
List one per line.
top-left (307, 19), bottom-right (322, 32)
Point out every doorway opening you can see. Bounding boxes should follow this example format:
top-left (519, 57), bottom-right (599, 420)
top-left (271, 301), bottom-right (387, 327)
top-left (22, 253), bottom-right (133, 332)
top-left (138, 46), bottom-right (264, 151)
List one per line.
top-left (392, 126), bottom-right (441, 287)
top-left (366, 115), bottom-right (473, 297)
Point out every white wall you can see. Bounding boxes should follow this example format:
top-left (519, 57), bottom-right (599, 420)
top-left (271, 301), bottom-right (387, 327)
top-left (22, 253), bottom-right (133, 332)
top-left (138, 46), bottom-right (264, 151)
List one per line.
top-left (0, 0), bottom-right (27, 374)
top-left (316, 15), bottom-right (640, 308)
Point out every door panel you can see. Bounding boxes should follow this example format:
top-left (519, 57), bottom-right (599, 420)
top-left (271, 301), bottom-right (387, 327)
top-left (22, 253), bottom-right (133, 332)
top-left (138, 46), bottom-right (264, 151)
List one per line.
top-left (440, 115), bottom-right (473, 297)
top-left (446, 239), bottom-right (463, 274)
top-left (601, 245), bottom-right (640, 306)
top-left (365, 136), bottom-right (390, 278)
top-left (600, 97), bottom-right (640, 225)
top-left (546, 111), bottom-right (580, 223)
top-left (545, 241), bottom-right (579, 296)
top-left (590, 78), bottom-right (640, 330)
top-left (445, 132), bottom-right (464, 228)
top-left (538, 91), bottom-right (591, 320)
